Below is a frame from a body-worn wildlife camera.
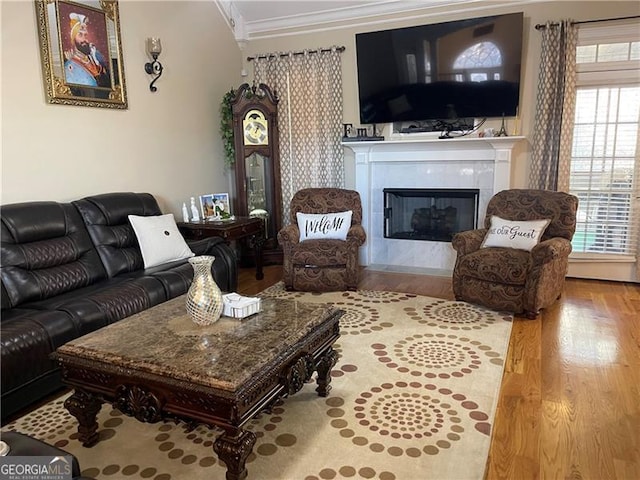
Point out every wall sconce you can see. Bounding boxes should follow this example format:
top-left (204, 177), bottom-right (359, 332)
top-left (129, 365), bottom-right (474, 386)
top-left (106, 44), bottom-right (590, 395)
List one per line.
top-left (144, 37), bottom-right (163, 92)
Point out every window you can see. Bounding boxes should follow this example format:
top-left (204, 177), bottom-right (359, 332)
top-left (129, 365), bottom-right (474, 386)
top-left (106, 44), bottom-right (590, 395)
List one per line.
top-left (569, 22), bottom-right (640, 262)
top-left (452, 41), bottom-right (503, 82)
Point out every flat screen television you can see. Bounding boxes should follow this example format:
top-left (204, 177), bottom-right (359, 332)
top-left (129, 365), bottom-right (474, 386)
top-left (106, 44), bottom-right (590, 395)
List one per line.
top-left (356, 12), bottom-right (524, 126)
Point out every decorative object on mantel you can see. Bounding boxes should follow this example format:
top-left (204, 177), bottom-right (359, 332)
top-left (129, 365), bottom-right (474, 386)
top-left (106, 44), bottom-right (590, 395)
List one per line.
top-left (185, 256), bottom-right (223, 326)
top-left (35, 0), bottom-right (127, 109)
top-left (495, 114), bottom-right (509, 137)
top-left (342, 123), bottom-right (384, 142)
top-left (144, 37), bottom-right (163, 92)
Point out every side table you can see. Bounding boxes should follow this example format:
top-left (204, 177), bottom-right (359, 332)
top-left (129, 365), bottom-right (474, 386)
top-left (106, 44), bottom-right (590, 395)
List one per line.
top-left (178, 217), bottom-right (265, 280)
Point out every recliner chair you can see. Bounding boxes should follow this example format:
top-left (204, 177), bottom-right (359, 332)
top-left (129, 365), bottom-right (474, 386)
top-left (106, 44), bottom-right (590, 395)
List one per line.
top-left (452, 189), bottom-right (578, 318)
top-left (277, 188), bottom-right (366, 292)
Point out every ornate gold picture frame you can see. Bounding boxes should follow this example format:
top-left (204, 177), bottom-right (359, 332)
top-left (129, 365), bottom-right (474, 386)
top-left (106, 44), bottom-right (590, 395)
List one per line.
top-left (35, 0), bottom-right (127, 109)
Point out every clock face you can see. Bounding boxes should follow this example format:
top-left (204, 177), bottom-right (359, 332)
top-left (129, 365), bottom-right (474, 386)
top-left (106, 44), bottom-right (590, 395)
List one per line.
top-left (243, 109), bottom-right (269, 146)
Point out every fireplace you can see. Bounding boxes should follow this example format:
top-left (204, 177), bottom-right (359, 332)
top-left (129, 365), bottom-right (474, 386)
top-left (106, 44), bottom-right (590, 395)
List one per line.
top-left (384, 188), bottom-right (479, 242)
top-left (343, 136), bottom-right (524, 272)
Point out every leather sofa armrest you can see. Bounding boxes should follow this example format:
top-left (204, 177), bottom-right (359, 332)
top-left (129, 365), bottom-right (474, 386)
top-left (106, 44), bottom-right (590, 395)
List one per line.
top-left (186, 236), bottom-right (226, 256)
top-left (186, 237), bottom-right (237, 292)
top-left (452, 229), bottom-right (487, 255)
top-left (531, 237), bottom-right (572, 264)
top-left (278, 224), bottom-right (300, 246)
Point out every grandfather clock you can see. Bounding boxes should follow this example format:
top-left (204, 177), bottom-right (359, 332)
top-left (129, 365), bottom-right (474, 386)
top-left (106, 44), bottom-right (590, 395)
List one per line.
top-left (231, 83), bottom-right (283, 265)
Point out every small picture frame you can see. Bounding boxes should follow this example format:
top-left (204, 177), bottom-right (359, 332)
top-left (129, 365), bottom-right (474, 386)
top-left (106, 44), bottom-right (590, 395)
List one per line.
top-left (212, 193), bottom-right (231, 218)
top-left (199, 193), bottom-right (231, 220)
top-left (199, 194), bottom-right (216, 219)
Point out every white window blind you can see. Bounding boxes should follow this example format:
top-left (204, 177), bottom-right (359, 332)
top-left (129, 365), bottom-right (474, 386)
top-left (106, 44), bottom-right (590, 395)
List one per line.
top-left (569, 22), bottom-right (640, 258)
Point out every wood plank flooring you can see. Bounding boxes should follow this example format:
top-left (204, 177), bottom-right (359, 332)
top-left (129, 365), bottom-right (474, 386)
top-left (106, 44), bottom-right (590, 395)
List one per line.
top-left (237, 266), bottom-right (640, 480)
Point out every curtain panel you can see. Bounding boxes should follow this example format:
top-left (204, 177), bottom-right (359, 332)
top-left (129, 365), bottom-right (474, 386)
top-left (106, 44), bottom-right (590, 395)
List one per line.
top-left (529, 20), bottom-right (578, 191)
top-left (253, 48), bottom-right (344, 225)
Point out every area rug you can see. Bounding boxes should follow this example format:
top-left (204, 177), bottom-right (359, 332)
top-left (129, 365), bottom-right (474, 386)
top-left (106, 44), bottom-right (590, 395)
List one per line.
top-left (3, 284), bottom-right (512, 480)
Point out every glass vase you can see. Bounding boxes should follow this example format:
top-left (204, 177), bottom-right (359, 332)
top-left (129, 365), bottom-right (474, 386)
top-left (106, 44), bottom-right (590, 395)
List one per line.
top-left (186, 255), bottom-right (223, 326)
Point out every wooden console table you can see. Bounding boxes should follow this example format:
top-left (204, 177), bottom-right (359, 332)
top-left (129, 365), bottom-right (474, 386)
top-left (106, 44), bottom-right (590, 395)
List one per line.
top-left (178, 217), bottom-right (264, 280)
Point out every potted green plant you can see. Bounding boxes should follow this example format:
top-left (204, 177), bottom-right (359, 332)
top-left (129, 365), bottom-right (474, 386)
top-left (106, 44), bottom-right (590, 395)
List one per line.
top-left (220, 89), bottom-right (236, 168)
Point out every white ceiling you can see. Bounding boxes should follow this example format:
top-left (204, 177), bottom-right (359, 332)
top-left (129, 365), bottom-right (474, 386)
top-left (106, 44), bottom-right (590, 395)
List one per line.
top-left (219, 0), bottom-right (475, 39)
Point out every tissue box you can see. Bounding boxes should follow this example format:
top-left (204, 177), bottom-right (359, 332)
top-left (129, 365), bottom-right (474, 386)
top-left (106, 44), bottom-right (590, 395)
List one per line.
top-left (222, 293), bottom-right (262, 319)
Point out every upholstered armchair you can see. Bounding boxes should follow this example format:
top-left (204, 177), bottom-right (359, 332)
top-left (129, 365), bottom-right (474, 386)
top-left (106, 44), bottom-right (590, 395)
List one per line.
top-left (277, 188), bottom-right (366, 292)
top-left (452, 189), bottom-right (578, 318)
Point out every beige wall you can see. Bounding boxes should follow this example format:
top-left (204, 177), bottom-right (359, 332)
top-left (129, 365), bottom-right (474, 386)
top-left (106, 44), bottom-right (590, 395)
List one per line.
top-left (1, 1), bottom-right (241, 216)
top-left (243, 1), bottom-right (639, 190)
top-left (2, 1), bottom-right (638, 214)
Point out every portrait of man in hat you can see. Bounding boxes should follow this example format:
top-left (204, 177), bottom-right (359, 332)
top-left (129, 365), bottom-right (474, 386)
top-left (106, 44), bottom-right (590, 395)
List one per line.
top-left (62, 10), bottom-right (112, 88)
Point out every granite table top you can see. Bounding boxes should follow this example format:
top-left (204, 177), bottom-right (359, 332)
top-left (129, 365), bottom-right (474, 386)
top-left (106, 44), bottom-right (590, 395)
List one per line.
top-left (55, 296), bottom-right (340, 393)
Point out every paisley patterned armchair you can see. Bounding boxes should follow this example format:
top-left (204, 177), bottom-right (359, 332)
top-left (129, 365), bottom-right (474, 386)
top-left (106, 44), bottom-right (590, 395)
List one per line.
top-left (452, 189), bottom-right (578, 318)
top-left (277, 188), bottom-right (366, 291)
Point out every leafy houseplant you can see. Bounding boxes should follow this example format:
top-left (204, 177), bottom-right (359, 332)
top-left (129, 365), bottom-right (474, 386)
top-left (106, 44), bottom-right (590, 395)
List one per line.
top-left (220, 89), bottom-right (236, 168)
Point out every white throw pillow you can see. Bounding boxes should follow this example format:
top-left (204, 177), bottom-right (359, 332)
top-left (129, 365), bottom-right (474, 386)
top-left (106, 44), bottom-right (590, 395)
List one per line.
top-left (297, 211), bottom-right (353, 242)
top-left (481, 215), bottom-right (551, 252)
top-left (128, 214), bottom-right (194, 268)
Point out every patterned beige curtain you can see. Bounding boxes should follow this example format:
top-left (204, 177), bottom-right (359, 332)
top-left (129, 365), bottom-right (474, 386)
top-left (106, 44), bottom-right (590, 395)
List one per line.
top-left (529, 20), bottom-right (578, 191)
top-left (253, 47), bottom-right (344, 225)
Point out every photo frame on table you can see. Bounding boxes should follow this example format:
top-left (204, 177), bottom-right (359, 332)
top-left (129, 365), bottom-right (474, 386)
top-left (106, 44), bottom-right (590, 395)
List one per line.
top-left (34, 0), bottom-right (128, 109)
top-left (200, 193), bottom-right (231, 220)
top-left (212, 193), bottom-right (231, 217)
top-left (199, 194), bottom-right (216, 219)
top-left (213, 193), bottom-right (231, 215)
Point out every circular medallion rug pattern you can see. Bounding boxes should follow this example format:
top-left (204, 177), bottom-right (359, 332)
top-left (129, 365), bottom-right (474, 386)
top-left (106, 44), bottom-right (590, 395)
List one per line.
top-left (3, 283), bottom-right (512, 480)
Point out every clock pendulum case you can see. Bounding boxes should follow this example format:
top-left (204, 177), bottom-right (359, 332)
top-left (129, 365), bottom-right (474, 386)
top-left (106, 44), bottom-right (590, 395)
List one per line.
top-left (230, 83), bottom-right (283, 265)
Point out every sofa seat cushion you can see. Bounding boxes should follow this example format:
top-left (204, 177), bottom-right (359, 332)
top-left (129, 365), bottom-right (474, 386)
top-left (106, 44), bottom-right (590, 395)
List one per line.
top-left (24, 277), bottom-right (167, 335)
top-left (456, 247), bottom-right (531, 286)
top-left (118, 249), bottom-right (233, 300)
top-left (290, 239), bottom-right (352, 267)
top-left (0, 309), bottom-right (73, 393)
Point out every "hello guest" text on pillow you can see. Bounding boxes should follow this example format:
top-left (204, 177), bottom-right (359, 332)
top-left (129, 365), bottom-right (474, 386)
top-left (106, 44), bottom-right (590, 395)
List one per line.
top-left (481, 215), bottom-right (551, 251)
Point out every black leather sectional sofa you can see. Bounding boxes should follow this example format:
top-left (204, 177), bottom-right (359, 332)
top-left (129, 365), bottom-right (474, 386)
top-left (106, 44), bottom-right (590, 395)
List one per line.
top-left (1, 192), bottom-right (237, 421)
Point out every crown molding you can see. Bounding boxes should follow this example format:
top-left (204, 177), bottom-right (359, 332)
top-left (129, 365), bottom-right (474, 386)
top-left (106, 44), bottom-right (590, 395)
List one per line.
top-left (216, 0), bottom-right (488, 40)
top-left (244, 0), bottom-right (472, 36)
top-left (217, 0), bottom-right (548, 41)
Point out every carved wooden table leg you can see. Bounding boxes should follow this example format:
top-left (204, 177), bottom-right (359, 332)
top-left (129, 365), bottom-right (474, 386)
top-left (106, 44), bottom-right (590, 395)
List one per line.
top-left (64, 389), bottom-right (102, 447)
top-left (213, 429), bottom-right (257, 480)
top-left (315, 347), bottom-right (338, 397)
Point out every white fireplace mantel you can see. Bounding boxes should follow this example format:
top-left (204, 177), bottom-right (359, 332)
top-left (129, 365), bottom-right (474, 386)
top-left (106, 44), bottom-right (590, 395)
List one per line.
top-left (343, 136), bottom-right (526, 273)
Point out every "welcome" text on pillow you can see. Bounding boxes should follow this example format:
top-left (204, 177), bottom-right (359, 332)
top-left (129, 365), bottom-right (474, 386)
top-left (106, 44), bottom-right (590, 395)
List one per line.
top-left (296, 211), bottom-right (353, 242)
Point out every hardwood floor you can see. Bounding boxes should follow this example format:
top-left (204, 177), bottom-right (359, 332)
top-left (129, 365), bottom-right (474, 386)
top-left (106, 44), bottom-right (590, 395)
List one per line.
top-left (238, 266), bottom-right (640, 480)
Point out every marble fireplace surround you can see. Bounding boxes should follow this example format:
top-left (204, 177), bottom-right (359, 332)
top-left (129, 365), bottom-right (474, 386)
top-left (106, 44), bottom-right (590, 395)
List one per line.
top-left (343, 136), bottom-right (525, 274)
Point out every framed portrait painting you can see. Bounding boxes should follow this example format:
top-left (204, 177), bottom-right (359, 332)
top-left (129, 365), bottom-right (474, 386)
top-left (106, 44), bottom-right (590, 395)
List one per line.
top-left (34, 0), bottom-right (128, 109)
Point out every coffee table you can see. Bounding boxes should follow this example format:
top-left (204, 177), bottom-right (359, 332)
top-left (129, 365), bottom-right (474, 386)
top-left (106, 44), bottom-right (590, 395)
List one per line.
top-left (54, 296), bottom-right (341, 480)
